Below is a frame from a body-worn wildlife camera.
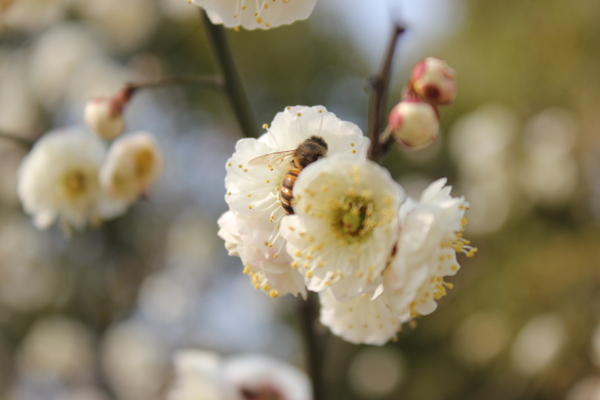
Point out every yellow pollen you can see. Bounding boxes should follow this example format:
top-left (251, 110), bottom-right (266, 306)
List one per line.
top-left (306, 271), bottom-right (313, 278)
top-left (291, 261), bottom-right (299, 269)
top-left (269, 290), bottom-right (279, 298)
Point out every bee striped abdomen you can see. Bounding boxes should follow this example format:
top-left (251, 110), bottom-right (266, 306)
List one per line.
top-left (280, 168), bottom-right (300, 215)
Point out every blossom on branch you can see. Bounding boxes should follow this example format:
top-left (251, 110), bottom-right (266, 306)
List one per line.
top-left (281, 155), bottom-right (403, 301)
top-left (218, 105), bottom-right (369, 297)
top-left (100, 132), bottom-right (163, 202)
top-left (17, 128), bottom-right (129, 234)
top-left (410, 57), bottom-right (457, 106)
top-left (192, 0), bottom-right (317, 30)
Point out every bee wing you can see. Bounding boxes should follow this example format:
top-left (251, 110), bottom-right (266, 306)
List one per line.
top-left (248, 150), bottom-right (296, 167)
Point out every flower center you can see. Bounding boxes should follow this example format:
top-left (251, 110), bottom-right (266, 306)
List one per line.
top-left (330, 195), bottom-right (375, 243)
top-left (62, 169), bottom-right (88, 199)
top-left (134, 148), bottom-right (154, 179)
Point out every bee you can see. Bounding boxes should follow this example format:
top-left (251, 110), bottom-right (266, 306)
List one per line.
top-left (249, 136), bottom-right (328, 214)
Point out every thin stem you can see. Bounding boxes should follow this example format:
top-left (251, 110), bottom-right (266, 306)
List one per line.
top-left (126, 75), bottom-right (224, 91)
top-left (367, 24), bottom-right (405, 161)
top-left (200, 11), bottom-right (259, 139)
top-left (297, 292), bottom-right (327, 400)
top-left (0, 132), bottom-right (34, 149)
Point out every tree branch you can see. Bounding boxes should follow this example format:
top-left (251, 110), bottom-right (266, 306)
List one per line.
top-left (0, 132), bottom-right (35, 149)
top-left (367, 24), bottom-right (406, 161)
top-left (200, 11), bottom-right (259, 139)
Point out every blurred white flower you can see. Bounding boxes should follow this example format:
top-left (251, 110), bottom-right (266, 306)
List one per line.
top-left (510, 313), bottom-right (566, 376)
top-left (0, 0), bottom-right (65, 32)
top-left (194, 0), bottom-right (317, 30)
top-left (223, 354), bottom-right (312, 400)
top-left (17, 127), bottom-right (129, 233)
top-left (169, 351), bottom-right (241, 400)
top-left (169, 350), bottom-right (311, 400)
top-left (72, 0), bottom-right (159, 52)
top-left (319, 289), bottom-right (401, 345)
top-left (385, 178), bottom-right (474, 318)
top-left (102, 321), bottom-right (168, 400)
top-left (18, 316), bottom-right (96, 382)
top-left (28, 23), bottom-right (106, 109)
top-left (100, 132), bottom-right (164, 202)
top-left (219, 105), bottom-right (368, 297)
top-left (281, 155), bottom-right (403, 301)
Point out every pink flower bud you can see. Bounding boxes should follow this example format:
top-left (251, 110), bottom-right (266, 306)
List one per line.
top-left (388, 100), bottom-right (439, 148)
top-left (84, 97), bottom-right (125, 140)
top-left (410, 57), bottom-right (457, 105)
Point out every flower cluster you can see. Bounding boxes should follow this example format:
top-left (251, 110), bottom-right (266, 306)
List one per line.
top-left (169, 350), bottom-right (311, 400)
top-left (386, 57), bottom-right (457, 149)
top-left (18, 127), bottom-right (163, 235)
top-left (219, 105), bottom-right (476, 345)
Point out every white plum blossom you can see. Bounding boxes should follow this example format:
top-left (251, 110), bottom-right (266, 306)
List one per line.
top-left (385, 178), bottom-right (476, 319)
top-left (223, 354), bottom-right (312, 400)
top-left (100, 132), bottom-right (163, 202)
top-left (169, 350), bottom-right (311, 400)
top-left (219, 105), bottom-right (369, 298)
top-left (193, 0), bottom-right (317, 30)
top-left (218, 211), bottom-right (306, 298)
top-left (17, 127), bottom-right (129, 234)
top-left (281, 155), bottom-right (403, 301)
top-left (319, 288), bottom-right (401, 346)
top-left (169, 351), bottom-right (241, 400)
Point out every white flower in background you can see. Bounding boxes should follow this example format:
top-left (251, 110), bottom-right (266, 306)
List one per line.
top-left (169, 351), bottom-right (241, 400)
top-left (319, 288), bottom-right (401, 346)
top-left (281, 155), bottom-right (403, 301)
top-left (219, 105), bottom-right (369, 297)
top-left (218, 211), bottom-right (305, 298)
top-left (100, 132), bottom-right (163, 202)
top-left (386, 100), bottom-right (439, 149)
top-left (193, 0), bottom-right (317, 30)
top-left (85, 97), bottom-right (125, 140)
top-left (169, 350), bottom-right (311, 400)
top-left (223, 354), bottom-right (312, 400)
top-left (17, 127), bottom-right (129, 234)
top-left (410, 57), bottom-right (457, 106)
top-left (385, 178), bottom-right (475, 319)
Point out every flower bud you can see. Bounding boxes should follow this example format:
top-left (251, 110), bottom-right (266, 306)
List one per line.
top-left (100, 132), bottom-right (163, 202)
top-left (410, 57), bottom-right (457, 105)
top-left (387, 100), bottom-right (439, 148)
top-left (84, 97), bottom-right (125, 140)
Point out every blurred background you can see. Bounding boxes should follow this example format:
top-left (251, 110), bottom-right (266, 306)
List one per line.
top-left (1, 0), bottom-right (600, 399)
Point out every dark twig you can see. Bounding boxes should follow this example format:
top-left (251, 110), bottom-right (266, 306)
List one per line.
top-left (200, 11), bottom-right (259, 139)
top-left (126, 75), bottom-right (224, 92)
top-left (0, 132), bottom-right (35, 149)
top-left (367, 24), bottom-right (406, 161)
top-left (297, 292), bottom-right (327, 400)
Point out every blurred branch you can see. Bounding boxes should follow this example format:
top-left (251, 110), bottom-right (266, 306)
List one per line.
top-left (0, 132), bottom-right (34, 149)
top-left (126, 75), bottom-right (224, 91)
top-left (200, 11), bottom-right (259, 139)
top-left (367, 24), bottom-right (405, 160)
top-left (297, 292), bottom-right (328, 400)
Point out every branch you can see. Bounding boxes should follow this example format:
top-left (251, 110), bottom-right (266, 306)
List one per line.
top-left (367, 24), bottom-right (406, 161)
top-left (297, 292), bottom-right (328, 400)
top-left (200, 11), bottom-right (259, 139)
top-left (0, 132), bottom-right (35, 149)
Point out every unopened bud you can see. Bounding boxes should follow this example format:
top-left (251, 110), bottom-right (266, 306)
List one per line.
top-left (84, 88), bottom-right (134, 140)
top-left (85, 98), bottom-right (125, 140)
top-left (410, 57), bottom-right (457, 105)
top-left (100, 132), bottom-right (163, 202)
top-left (387, 100), bottom-right (439, 148)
